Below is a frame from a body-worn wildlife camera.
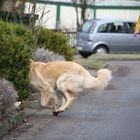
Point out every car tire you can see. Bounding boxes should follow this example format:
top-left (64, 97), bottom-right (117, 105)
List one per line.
top-left (79, 51), bottom-right (92, 58)
top-left (94, 46), bottom-right (108, 54)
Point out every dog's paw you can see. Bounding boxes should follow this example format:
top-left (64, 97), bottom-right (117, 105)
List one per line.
top-left (52, 111), bottom-right (60, 116)
top-left (52, 109), bottom-right (65, 116)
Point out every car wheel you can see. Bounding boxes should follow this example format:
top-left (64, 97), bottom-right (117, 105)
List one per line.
top-left (79, 51), bottom-right (92, 58)
top-left (94, 46), bottom-right (108, 54)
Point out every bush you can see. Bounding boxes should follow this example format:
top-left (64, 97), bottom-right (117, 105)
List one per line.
top-left (0, 20), bottom-right (34, 100)
top-left (37, 28), bottom-right (75, 61)
top-left (0, 78), bottom-right (18, 121)
top-left (33, 48), bottom-right (65, 63)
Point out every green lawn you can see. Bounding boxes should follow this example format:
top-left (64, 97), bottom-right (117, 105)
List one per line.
top-left (89, 54), bottom-right (140, 60)
top-left (74, 54), bottom-right (140, 69)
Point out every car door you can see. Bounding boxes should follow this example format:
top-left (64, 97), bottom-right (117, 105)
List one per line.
top-left (106, 22), bottom-right (131, 53)
top-left (125, 22), bottom-right (140, 52)
top-left (97, 22), bottom-right (131, 53)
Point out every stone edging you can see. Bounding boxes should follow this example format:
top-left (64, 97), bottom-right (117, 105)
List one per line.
top-left (0, 111), bottom-right (26, 138)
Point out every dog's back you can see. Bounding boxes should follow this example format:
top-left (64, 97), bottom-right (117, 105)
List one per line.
top-left (29, 61), bottom-right (89, 88)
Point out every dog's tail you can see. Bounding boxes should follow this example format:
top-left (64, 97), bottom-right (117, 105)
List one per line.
top-left (95, 69), bottom-right (112, 90)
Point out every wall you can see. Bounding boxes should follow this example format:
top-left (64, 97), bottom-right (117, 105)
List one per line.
top-left (96, 9), bottom-right (140, 19)
top-left (25, 1), bottom-right (140, 30)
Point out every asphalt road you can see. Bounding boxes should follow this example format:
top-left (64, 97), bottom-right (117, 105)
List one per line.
top-left (3, 60), bottom-right (140, 140)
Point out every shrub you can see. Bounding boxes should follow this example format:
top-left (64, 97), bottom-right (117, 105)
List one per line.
top-left (37, 28), bottom-right (75, 61)
top-left (0, 20), bottom-right (34, 100)
top-left (0, 78), bottom-right (18, 121)
top-left (33, 48), bottom-right (65, 63)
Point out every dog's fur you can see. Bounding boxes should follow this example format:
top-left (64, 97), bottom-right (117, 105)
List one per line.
top-left (29, 61), bottom-right (112, 115)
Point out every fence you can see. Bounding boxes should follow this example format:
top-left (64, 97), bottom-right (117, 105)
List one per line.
top-left (64, 31), bottom-right (76, 47)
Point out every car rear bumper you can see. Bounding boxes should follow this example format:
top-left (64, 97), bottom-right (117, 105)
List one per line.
top-left (75, 41), bottom-right (93, 52)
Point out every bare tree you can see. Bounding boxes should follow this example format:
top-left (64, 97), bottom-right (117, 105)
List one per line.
top-left (25, 1), bottom-right (53, 47)
top-left (0, 0), bottom-right (51, 48)
top-left (0, 0), bottom-right (25, 13)
top-left (72, 0), bottom-right (95, 30)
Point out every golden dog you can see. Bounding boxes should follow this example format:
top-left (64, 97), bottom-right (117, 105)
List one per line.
top-left (29, 61), bottom-right (112, 115)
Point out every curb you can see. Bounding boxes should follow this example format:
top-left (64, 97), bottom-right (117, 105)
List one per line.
top-left (0, 100), bottom-right (46, 138)
top-left (22, 100), bottom-right (42, 109)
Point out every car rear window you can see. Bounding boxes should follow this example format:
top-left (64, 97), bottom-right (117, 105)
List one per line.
top-left (80, 21), bottom-right (95, 33)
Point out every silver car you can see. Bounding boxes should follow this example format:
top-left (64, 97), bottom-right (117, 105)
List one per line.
top-left (75, 19), bottom-right (140, 58)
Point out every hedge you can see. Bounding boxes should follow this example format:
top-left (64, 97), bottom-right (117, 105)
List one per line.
top-left (0, 20), bottom-right (34, 100)
top-left (37, 28), bottom-right (75, 61)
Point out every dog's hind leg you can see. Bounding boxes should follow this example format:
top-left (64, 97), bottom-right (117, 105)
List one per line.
top-left (55, 89), bottom-right (75, 113)
top-left (55, 74), bottom-right (80, 114)
top-left (52, 94), bottom-right (67, 116)
top-left (62, 95), bottom-right (66, 106)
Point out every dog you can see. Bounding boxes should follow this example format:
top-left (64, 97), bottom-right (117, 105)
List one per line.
top-left (29, 60), bottom-right (112, 115)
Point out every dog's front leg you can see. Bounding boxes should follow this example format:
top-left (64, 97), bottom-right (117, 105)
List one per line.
top-left (40, 84), bottom-right (55, 106)
top-left (49, 92), bottom-right (59, 112)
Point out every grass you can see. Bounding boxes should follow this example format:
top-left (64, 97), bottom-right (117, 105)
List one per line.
top-left (90, 54), bottom-right (140, 60)
top-left (74, 55), bottom-right (104, 69)
top-left (74, 54), bottom-right (140, 69)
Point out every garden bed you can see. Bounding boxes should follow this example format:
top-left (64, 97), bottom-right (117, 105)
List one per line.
top-left (0, 111), bottom-right (26, 137)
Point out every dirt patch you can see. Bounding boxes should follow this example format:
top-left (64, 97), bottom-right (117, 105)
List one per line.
top-left (88, 64), bottom-right (130, 78)
top-left (112, 66), bottom-right (130, 77)
top-left (106, 84), bottom-right (116, 90)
